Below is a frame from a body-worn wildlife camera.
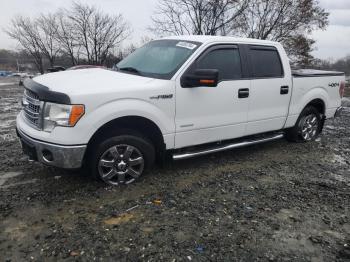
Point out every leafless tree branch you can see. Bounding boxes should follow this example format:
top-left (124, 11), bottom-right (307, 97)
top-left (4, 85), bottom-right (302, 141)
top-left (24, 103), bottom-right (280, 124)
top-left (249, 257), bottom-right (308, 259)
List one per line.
top-left (5, 16), bottom-right (45, 73)
top-left (5, 1), bottom-right (132, 69)
top-left (150, 0), bottom-right (249, 36)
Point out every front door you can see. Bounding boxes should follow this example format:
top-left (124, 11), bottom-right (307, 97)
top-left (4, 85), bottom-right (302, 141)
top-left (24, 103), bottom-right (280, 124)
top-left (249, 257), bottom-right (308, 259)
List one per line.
top-left (174, 45), bottom-right (250, 149)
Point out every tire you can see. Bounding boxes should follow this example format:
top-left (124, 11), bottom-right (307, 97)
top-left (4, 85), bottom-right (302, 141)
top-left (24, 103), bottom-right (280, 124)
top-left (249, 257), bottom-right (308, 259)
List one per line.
top-left (285, 106), bottom-right (322, 142)
top-left (89, 132), bottom-right (155, 186)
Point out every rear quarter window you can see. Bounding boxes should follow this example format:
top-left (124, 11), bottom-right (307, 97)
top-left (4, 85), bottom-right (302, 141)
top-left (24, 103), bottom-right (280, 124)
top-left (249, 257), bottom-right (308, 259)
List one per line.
top-left (250, 47), bottom-right (283, 78)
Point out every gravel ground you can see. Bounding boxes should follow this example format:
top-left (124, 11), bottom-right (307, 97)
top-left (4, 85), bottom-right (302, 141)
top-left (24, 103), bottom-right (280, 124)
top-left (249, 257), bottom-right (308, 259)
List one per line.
top-left (0, 78), bottom-right (349, 261)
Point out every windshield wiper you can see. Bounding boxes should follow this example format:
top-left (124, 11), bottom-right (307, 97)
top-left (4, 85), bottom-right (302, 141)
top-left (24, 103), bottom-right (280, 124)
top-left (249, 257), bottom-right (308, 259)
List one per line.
top-left (118, 67), bottom-right (142, 75)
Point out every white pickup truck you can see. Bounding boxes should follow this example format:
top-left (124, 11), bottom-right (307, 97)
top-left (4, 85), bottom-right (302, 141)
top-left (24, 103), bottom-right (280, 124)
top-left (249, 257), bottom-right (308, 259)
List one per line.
top-left (17, 36), bottom-right (345, 185)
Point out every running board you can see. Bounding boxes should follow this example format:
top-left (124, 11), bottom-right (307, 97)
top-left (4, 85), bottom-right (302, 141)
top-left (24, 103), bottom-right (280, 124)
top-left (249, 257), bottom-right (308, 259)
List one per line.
top-left (173, 133), bottom-right (284, 160)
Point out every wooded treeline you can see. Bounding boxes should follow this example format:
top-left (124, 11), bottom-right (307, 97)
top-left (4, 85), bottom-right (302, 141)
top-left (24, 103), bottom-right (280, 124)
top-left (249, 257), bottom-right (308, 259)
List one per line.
top-left (2, 0), bottom-right (346, 73)
top-left (5, 2), bottom-right (130, 73)
top-left (150, 0), bottom-right (329, 66)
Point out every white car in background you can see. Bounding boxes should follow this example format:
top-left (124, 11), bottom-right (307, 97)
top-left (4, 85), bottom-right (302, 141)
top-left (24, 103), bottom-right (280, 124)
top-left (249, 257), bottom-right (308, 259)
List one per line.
top-left (11, 72), bottom-right (36, 86)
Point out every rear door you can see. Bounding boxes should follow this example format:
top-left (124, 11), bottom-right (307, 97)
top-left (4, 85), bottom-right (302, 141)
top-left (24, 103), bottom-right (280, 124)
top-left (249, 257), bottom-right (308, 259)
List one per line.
top-left (245, 45), bottom-right (292, 135)
top-left (174, 44), bottom-right (250, 148)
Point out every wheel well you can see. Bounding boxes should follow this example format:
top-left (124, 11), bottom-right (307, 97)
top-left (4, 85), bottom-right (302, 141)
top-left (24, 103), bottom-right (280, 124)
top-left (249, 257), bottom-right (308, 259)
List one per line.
top-left (86, 116), bottom-right (165, 159)
top-left (305, 99), bottom-right (325, 115)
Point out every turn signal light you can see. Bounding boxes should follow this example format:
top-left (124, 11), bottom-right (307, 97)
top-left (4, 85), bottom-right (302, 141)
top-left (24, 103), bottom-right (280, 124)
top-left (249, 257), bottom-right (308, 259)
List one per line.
top-left (69, 105), bottom-right (85, 126)
top-left (199, 79), bottom-right (215, 84)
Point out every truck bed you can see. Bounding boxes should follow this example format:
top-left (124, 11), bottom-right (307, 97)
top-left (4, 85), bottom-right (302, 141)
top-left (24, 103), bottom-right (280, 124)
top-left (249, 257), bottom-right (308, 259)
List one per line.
top-left (289, 69), bottom-right (345, 122)
top-left (292, 69), bottom-right (345, 77)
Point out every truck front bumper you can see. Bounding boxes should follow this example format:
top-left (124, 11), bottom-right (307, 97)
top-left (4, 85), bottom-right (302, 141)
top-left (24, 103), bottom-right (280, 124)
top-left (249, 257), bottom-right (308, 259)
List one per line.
top-left (17, 128), bottom-right (87, 169)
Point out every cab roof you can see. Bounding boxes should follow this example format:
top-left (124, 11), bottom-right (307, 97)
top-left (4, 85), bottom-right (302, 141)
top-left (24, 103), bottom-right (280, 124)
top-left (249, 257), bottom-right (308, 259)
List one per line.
top-left (163, 35), bottom-right (279, 46)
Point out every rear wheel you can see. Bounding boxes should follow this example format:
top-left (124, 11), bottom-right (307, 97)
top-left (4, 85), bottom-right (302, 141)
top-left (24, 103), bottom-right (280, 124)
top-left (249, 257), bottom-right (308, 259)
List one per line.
top-left (286, 106), bottom-right (322, 142)
top-left (90, 134), bottom-right (155, 185)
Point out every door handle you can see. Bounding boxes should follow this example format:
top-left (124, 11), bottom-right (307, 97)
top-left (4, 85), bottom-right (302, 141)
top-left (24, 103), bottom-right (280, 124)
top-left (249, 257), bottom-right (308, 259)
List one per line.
top-left (280, 86), bottom-right (289, 95)
top-left (238, 88), bottom-right (249, 98)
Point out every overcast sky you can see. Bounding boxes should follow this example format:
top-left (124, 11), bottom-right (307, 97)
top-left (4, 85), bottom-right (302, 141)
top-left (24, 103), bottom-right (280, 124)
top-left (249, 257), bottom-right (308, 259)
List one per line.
top-left (0, 0), bottom-right (349, 60)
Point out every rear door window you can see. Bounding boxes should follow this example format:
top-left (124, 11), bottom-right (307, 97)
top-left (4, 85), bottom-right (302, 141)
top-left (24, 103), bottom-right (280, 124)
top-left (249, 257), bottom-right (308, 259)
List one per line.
top-left (249, 47), bottom-right (283, 78)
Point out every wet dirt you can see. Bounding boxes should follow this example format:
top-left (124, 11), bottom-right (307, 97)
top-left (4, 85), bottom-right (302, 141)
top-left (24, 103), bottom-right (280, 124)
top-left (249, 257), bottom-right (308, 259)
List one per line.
top-left (0, 80), bottom-right (349, 261)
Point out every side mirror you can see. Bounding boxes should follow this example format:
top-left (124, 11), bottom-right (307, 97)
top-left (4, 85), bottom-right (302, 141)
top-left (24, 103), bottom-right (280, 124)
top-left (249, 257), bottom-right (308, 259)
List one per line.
top-left (181, 69), bottom-right (219, 88)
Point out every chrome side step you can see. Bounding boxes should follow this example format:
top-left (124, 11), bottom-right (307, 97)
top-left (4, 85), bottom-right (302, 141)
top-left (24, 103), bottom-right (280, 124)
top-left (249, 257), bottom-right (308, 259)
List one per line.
top-left (173, 133), bottom-right (284, 161)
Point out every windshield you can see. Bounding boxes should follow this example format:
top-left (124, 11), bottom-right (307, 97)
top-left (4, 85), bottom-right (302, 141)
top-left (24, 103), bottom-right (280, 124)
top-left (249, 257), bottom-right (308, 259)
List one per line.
top-left (116, 40), bottom-right (201, 79)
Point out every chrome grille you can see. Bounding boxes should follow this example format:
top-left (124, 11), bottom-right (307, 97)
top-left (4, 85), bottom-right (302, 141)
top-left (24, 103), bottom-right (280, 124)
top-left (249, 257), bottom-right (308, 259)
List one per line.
top-left (25, 89), bottom-right (39, 100)
top-left (22, 89), bottom-right (42, 129)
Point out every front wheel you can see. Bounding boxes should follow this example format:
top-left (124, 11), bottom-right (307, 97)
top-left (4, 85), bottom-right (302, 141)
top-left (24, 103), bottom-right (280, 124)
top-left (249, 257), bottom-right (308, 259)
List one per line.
top-left (90, 134), bottom-right (155, 185)
top-left (286, 106), bottom-right (322, 142)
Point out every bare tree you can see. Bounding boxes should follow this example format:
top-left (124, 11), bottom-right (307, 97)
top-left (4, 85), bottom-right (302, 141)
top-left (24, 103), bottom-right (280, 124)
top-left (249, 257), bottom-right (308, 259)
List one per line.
top-left (239, 0), bottom-right (328, 41)
top-left (6, 16), bottom-right (45, 73)
top-left (66, 2), bottom-right (94, 64)
top-left (238, 0), bottom-right (328, 64)
top-left (67, 2), bottom-right (131, 65)
top-left (151, 0), bottom-right (328, 65)
top-left (37, 14), bottom-right (61, 67)
top-left (56, 10), bottom-right (81, 65)
top-left (284, 34), bottom-right (316, 67)
top-left (150, 0), bottom-right (248, 36)
top-left (5, 2), bottom-right (131, 71)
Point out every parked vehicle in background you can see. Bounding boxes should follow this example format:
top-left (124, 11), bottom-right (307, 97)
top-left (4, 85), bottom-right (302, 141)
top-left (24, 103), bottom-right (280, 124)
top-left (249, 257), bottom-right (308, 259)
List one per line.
top-left (47, 66), bottom-right (66, 73)
top-left (10, 72), bottom-right (35, 85)
top-left (67, 65), bottom-right (106, 70)
top-left (11, 72), bottom-right (31, 77)
top-left (0, 71), bottom-right (13, 77)
top-left (16, 36), bottom-right (345, 186)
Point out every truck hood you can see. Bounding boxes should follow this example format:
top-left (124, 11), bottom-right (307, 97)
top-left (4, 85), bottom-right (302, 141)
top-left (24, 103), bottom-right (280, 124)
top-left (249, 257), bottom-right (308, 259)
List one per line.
top-left (33, 68), bottom-right (157, 96)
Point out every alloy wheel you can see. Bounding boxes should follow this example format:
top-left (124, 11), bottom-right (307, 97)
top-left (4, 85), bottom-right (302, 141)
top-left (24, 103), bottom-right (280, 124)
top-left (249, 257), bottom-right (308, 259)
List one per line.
top-left (98, 144), bottom-right (144, 185)
top-left (300, 114), bottom-right (319, 141)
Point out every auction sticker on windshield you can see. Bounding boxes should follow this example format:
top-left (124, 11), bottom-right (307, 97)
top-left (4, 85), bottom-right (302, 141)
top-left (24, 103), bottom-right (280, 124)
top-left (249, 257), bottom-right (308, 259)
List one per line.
top-left (176, 42), bottom-right (197, 50)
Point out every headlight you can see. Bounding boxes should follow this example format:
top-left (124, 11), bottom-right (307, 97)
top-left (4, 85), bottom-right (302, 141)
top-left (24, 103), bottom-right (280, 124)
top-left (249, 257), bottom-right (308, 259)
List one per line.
top-left (43, 102), bottom-right (85, 132)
